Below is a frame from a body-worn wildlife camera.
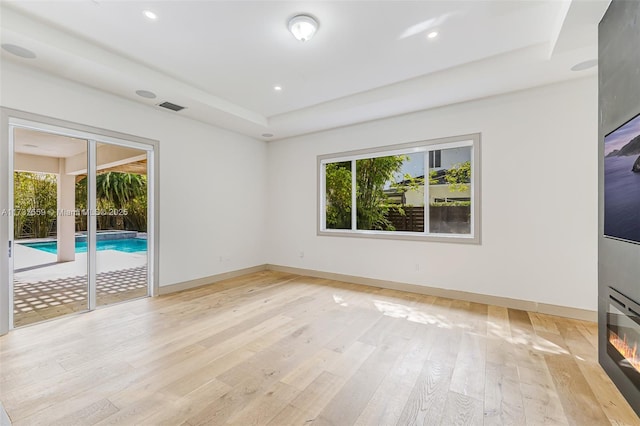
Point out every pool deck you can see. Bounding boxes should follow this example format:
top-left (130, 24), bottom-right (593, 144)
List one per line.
top-left (14, 244), bottom-right (147, 280)
top-left (12, 243), bottom-right (148, 327)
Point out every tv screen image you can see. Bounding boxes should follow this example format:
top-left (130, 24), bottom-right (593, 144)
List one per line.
top-left (604, 113), bottom-right (640, 244)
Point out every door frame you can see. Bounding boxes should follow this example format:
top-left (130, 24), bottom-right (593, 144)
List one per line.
top-left (0, 107), bottom-right (160, 335)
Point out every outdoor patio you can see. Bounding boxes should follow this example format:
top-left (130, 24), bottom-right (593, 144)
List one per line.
top-left (13, 266), bottom-right (148, 327)
top-left (12, 243), bottom-right (148, 327)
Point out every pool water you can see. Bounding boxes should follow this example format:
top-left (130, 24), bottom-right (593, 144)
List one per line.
top-left (23, 238), bottom-right (147, 254)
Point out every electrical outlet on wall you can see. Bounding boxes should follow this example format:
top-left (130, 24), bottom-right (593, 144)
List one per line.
top-left (299, 251), bottom-right (305, 259)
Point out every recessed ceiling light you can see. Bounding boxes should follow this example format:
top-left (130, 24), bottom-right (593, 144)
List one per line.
top-left (288, 14), bottom-right (319, 42)
top-left (143, 10), bottom-right (157, 20)
top-left (571, 59), bottom-right (598, 71)
top-left (24, 144), bottom-right (38, 148)
top-left (136, 90), bottom-right (157, 99)
top-left (274, 86), bottom-right (282, 91)
top-left (1, 44), bottom-right (36, 59)
top-left (262, 133), bottom-right (274, 138)
top-left (427, 31), bottom-right (439, 39)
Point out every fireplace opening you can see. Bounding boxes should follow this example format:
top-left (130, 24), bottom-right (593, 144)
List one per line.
top-left (607, 288), bottom-right (640, 389)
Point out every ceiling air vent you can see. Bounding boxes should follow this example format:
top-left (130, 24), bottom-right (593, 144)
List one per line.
top-left (158, 101), bottom-right (186, 112)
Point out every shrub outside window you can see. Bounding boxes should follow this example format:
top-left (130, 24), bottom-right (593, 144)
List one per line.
top-left (319, 134), bottom-right (480, 243)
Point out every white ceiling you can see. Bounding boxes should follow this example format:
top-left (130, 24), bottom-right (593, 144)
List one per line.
top-left (14, 128), bottom-right (87, 159)
top-left (0, 0), bottom-right (609, 141)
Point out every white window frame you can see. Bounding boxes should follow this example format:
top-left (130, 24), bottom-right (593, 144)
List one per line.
top-left (317, 133), bottom-right (481, 244)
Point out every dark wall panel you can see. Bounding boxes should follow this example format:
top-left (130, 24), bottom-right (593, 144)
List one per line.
top-left (598, 0), bottom-right (640, 415)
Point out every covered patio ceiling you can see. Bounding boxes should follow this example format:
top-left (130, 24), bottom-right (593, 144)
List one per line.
top-left (13, 128), bottom-right (147, 176)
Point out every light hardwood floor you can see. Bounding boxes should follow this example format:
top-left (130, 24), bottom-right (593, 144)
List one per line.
top-left (0, 271), bottom-right (638, 425)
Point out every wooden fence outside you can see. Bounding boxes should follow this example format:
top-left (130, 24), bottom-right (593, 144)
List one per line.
top-left (386, 205), bottom-right (471, 234)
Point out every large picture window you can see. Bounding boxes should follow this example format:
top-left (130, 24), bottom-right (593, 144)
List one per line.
top-left (319, 134), bottom-right (480, 243)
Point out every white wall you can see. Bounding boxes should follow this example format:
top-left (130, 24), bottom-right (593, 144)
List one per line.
top-left (267, 77), bottom-right (598, 311)
top-left (1, 61), bottom-right (268, 287)
top-left (0, 59), bottom-right (599, 311)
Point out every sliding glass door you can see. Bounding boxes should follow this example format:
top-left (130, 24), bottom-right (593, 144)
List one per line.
top-left (95, 142), bottom-right (149, 308)
top-left (12, 128), bottom-right (90, 327)
top-left (8, 120), bottom-right (155, 328)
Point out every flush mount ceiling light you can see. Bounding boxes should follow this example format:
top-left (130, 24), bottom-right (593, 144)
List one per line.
top-left (571, 59), bottom-right (598, 71)
top-left (288, 14), bottom-right (319, 42)
top-left (1, 43), bottom-right (36, 59)
top-left (273, 85), bottom-right (282, 91)
top-left (427, 31), bottom-right (439, 39)
top-left (143, 10), bottom-right (157, 20)
top-left (136, 90), bottom-right (157, 99)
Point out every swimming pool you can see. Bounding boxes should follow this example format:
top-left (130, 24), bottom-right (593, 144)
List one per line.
top-left (22, 238), bottom-right (147, 254)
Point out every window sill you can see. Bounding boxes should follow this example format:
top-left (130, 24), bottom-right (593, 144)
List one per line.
top-left (318, 229), bottom-right (480, 244)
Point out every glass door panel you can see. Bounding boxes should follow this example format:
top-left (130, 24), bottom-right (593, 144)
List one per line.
top-left (95, 142), bottom-right (149, 307)
top-left (12, 128), bottom-right (89, 327)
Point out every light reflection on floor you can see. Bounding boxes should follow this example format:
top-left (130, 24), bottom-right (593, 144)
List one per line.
top-left (330, 294), bottom-right (572, 356)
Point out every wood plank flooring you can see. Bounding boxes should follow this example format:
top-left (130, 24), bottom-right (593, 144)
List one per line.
top-left (0, 271), bottom-right (638, 425)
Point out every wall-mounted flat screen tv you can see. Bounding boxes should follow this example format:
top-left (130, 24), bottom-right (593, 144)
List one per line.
top-left (604, 113), bottom-right (640, 244)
